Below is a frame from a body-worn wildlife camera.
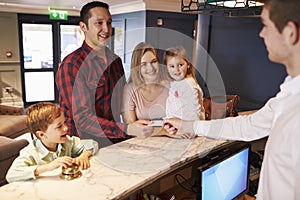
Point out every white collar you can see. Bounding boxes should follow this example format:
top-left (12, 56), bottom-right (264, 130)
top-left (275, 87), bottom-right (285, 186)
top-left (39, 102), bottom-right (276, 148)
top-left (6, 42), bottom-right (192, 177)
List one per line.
top-left (34, 139), bottom-right (63, 159)
top-left (280, 75), bottom-right (300, 95)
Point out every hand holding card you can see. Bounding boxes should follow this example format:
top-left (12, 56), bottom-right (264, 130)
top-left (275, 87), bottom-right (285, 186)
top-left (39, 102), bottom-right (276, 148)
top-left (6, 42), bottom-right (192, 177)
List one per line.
top-left (148, 119), bottom-right (163, 127)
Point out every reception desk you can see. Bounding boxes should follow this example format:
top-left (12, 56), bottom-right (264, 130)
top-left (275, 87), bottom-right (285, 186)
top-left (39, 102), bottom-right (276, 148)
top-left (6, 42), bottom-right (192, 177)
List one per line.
top-left (0, 136), bottom-right (228, 200)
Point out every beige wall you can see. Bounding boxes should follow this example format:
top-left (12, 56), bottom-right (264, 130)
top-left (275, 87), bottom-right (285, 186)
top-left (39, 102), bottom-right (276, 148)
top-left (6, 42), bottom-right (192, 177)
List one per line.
top-left (0, 12), bottom-right (23, 106)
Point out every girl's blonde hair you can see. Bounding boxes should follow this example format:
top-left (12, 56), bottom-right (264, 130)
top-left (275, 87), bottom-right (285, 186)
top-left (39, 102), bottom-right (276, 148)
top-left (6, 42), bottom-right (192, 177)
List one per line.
top-left (128, 42), bottom-right (162, 86)
top-left (26, 102), bottom-right (62, 137)
top-left (163, 46), bottom-right (196, 81)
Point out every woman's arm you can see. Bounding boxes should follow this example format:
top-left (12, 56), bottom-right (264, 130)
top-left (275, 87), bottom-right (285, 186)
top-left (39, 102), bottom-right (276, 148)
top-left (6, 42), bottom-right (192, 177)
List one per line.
top-left (121, 83), bottom-right (138, 123)
top-left (122, 110), bottom-right (137, 123)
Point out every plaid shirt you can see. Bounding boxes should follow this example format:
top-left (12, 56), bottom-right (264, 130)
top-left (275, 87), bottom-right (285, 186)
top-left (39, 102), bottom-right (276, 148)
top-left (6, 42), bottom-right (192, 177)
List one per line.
top-left (56, 41), bottom-right (128, 144)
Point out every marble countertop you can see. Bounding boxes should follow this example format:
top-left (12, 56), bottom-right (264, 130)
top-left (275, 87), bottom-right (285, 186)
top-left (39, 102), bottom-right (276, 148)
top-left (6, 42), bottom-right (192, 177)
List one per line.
top-left (0, 136), bottom-right (227, 200)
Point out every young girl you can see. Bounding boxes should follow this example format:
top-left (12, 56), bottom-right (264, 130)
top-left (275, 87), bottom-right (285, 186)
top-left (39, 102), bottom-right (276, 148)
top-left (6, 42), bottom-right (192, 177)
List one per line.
top-left (6, 102), bottom-right (98, 182)
top-left (163, 46), bottom-right (205, 120)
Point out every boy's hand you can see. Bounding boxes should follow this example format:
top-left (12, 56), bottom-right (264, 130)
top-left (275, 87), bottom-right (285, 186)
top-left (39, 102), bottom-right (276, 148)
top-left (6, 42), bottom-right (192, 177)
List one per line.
top-left (74, 151), bottom-right (92, 170)
top-left (34, 156), bottom-right (73, 176)
top-left (47, 156), bottom-right (74, 171)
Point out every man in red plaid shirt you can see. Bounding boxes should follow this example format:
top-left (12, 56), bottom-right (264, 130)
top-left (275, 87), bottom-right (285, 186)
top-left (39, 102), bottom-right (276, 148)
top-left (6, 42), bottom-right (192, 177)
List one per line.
top-left (56, 1), bottom-right (154, 147)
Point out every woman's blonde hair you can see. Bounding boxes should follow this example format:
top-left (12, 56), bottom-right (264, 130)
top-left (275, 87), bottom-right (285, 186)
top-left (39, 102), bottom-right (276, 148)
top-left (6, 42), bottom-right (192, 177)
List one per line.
top-left (26, 102), bottom-right (62, 137)
top-left (163, 46), bottom-right (196, 81)
top-left (128, 42), bottom-right (162, 86)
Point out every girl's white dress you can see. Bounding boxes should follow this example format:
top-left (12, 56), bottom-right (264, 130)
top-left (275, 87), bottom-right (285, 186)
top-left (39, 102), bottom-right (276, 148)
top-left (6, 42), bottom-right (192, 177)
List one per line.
top-left (166, 77), bottom-right (204, 120)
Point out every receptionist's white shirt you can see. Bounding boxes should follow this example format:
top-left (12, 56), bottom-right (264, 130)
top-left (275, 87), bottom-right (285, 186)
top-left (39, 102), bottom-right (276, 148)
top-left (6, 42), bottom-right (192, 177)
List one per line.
top-left (194, 75), bottom-right (300, 200)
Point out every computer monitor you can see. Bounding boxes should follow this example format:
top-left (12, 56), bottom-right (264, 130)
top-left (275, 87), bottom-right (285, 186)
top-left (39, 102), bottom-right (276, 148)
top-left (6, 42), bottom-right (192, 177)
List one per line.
top-left (196, 142), bottom-right (251, 200)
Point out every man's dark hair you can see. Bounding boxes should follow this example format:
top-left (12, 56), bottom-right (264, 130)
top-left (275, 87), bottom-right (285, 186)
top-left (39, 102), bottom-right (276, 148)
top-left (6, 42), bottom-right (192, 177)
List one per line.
top-left (259, 0), bottom-right (300, 32)
top-left (80, 1), bottom-right (109, 26)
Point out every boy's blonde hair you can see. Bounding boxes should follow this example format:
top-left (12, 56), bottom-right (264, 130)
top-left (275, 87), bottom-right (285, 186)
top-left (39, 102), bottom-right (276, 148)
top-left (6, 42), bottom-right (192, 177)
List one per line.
top-left (26, 102), bottom-right (62, 137)
top-left (163, 46), bottom-right (196, 81)
top-left (128, 42), bottom-right (162, 86)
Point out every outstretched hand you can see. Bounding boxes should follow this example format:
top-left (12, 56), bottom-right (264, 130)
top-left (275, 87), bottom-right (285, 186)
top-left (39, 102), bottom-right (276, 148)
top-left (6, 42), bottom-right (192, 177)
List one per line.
top-left (163, 118), bottom-right (197, 138)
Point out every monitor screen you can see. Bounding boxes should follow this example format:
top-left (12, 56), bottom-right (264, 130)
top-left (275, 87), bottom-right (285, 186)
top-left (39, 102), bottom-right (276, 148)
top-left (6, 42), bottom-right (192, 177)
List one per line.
top-left (197, 142), bottom-right (250, 200)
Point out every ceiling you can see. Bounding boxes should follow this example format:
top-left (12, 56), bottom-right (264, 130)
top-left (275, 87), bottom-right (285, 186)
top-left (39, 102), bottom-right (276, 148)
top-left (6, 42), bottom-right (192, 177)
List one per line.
top-left (0, 0), bottom-right (148, 15)
top-left (0, 0), bottom-right (131, 10)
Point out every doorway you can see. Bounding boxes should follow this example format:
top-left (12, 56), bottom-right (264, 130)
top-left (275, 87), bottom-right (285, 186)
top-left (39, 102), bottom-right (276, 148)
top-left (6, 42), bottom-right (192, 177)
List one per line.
top-left (18, 14), bottom-right (83, 107)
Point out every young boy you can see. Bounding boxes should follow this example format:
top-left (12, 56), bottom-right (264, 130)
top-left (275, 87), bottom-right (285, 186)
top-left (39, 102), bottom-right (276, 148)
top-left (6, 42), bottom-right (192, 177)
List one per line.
top-left (6, 102), bottom-right (98, 183)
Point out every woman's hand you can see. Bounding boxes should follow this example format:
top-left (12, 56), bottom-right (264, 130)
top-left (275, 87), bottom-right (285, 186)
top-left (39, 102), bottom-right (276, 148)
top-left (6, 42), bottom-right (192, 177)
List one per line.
top-left (127, 119), bottom-right (154, 138)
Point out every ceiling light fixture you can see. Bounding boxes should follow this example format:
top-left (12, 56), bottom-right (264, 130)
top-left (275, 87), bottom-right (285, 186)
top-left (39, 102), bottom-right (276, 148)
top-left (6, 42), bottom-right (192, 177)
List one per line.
top-left (207, 0), bottom-right (263, 8)
top-left (181, 0), bottom-right (263, 17)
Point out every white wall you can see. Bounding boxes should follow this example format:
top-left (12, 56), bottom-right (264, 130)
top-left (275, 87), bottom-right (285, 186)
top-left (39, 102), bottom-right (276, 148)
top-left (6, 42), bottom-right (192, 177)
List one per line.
top-left (0, 12), bottom-right (23, 106)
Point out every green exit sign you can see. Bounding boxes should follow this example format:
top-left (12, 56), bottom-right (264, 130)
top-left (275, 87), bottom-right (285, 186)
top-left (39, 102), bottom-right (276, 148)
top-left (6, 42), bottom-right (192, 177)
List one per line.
top-left (49, 10), bottom-right (68, 20)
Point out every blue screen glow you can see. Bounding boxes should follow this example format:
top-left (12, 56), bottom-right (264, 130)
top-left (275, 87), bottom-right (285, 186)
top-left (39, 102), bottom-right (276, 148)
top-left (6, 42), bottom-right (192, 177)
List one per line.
top-left (201, 148), bottom-right (249, 200)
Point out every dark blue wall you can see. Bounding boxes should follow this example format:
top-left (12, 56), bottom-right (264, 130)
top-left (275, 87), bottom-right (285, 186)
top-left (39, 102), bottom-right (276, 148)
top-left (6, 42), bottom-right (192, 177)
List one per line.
top-left (112, 10), bottom-right (197, 79)
top-left (113, 11), bottom-right (146, 79)
top-left (145, 10), bottom-right (197, 61)
top-left (112, 10), bottom-right (282, 111)
top-left (197, 15), bottom-right (287, 111)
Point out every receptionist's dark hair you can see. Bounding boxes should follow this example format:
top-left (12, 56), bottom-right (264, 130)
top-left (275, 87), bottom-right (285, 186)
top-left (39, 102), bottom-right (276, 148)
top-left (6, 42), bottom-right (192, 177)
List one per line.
top-left (259, 0), bottom-right (300, 33)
